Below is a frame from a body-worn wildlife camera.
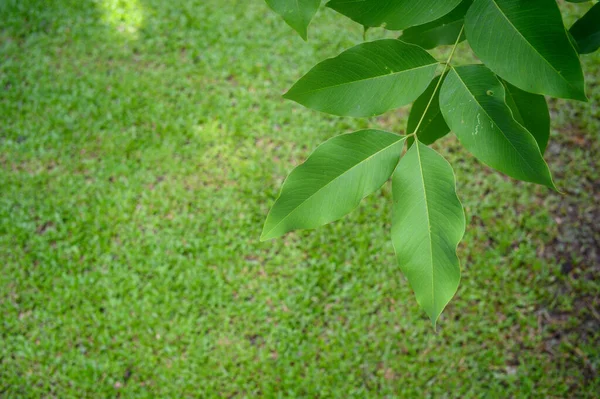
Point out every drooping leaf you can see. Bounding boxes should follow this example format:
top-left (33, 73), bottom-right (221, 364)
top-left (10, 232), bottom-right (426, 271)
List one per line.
top-left (465, 0), bottom-right (586, 101)
top-left (570, 3), bottom-right (600, 55)
top-left (501, 79), bottom-right (550, 153)
top-left (265, 0), bottom-right (320, 40)
top-left (400, 0), bottom-right (472, 49)
top-left (439, 65), bottom-right (556, 188)
top-left (261, 130), bottom-right (406, 240)
top-left (284, 40), bottom-right (438, 117)
top-left (407, 75), bottom-right (450, 147)
top-left (326, 0), bottom-right (462, 31)
top-left (392, 141), bottom-right (465, 326)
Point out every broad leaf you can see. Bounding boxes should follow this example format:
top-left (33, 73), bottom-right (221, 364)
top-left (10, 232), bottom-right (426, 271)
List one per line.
top-left (392, 141), bottom-right (465, 326)
top-left (407, 75), bottom-right (450, 147)
top-left (570, 3), bottom-right (600, 55)
top-left (284, 40), bottom-right (438, 117)
top-left (265, 0), bottom-right (320, 40)
top-left (439, 65), bottom-right (555, 188)
top-left (261, 130), bottom-right (406, 240)
top-left (401, 0), bottom-right (472, 49)
top-left (502, 80), bottom-right (550, 153)
top-left (465, 0), bottom-right (586, 101)
top-left (326, 0), bottom-right (462, 31)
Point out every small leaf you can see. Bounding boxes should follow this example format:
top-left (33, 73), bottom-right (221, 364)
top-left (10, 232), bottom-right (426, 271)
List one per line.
top-left (284, 40), bottom-right (438, 117)
top-left (265, 0), bottom-right (320, 40)
top-left (570, 3), bottom-right (600, 55)
top-left (439, 65), bottom-right (556, 188)
top-left (392, 141), bottom-right (465, 326)
top-left (502, 79), bottom-right (550, 153)
top-left (262, 130), bottom-right (406, 241)
top-left (400, 0), bottom-right (472, 50)
top-left (407, 74), bottom-right (450, 147)
top-left (465, 0), bottom-right (586, 101)
top-left (326, 0), bottom-right (462, 31)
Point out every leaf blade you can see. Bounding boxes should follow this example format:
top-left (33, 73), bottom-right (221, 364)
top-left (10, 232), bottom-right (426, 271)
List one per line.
top-left (569, 2), bottom-right (600, 55)
top-left (501, 79), bottom-right (550, 153)
top-left (326, 0), bottom-right (462, 31)
top-left (262, 130), bottom-right (406, 240)
top-left (265, 0), bottom-right (320, 40)
top-left (407, 74), bottom-right (450, 146)
top-left (465, 0), bottom-right (586, 101)
top-left (400, 0), bottom-right (472, 50)
top-left (439, 65), bottom-right (555, 188)
top-left (284, 39), bottom-right (439, 117)
top-left (392, 141), bottom-right (465, 326)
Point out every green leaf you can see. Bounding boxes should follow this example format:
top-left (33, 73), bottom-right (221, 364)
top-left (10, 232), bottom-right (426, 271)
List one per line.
top-left (262, 130), bottom-right (406, 240)
top-left (501, 79), bottom-right (550, 153)
top-left (400, 0), bottom-right (472, 50)
top-left (439, 65), bottom-right (556, 188)
top-left (326, 0), bottom-right (462, 31)
top-left (284, 40), bottom-right (439, 117)
top-left (570, 3), bottom-right (600, 55)
top-left (392, 141), bottom-right (465, 326)
top-left (407, 75), bottom-right (450, 147)
top-left (265, 0), bottom-right (320, 40)
top-left (465, 0), bottom-right (586, 101)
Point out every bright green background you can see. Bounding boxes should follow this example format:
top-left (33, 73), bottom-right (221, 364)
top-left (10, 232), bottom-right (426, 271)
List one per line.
top-left (1, 0), bottom-right (598, 397)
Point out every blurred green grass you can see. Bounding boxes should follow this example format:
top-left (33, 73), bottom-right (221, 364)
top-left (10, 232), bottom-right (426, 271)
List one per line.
top-left (1, 0), bottom-right (598, 397)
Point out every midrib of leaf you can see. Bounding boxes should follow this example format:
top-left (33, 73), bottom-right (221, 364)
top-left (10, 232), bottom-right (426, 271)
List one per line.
top-left (452, 69), bottom-right (541, 176)
top-left (287, 63), bottom-right (438, 97)
top-left (263, 136), bottom-right (406, 238)
top-left (489, 0), bottom-right (579, 93)
top-left (415, 142), bottom-right (435, 312)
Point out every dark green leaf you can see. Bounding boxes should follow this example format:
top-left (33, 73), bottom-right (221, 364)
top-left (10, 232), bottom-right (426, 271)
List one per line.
top-left (465, 0), bottom-right (586, 101)
top-left (439, 65), bottom-right (556, 188)
top-left (265, 0), bottom-right (320, 40)
top-left (570, 3), bottom-right (600, 54)
top-left (392, 141), bottom-right (465, 326)
top-left (284, 40), bottom-right (438, 117)
top-left (326, 0), bottom-right (462, 31)
top-left (407, 75), bottom-right (450, 147)
top-left (262, 130), bottom-right (406, 240)
top-left (400, 0), bottom-right (472, 49)
top-left (502, 79), bottom-right (550, 153)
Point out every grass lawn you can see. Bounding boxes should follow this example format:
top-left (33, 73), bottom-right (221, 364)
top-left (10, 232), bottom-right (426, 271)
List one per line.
top-left (1, 0), bottom-right (599, 397)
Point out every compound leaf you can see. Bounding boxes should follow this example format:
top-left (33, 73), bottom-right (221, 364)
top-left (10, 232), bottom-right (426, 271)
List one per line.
top-left (262, 130), bottom-right (406, 240)
top-left (439, 65), bottom-right (555, 188)
top-left (284, 39), bottom-right (438, 117)
top-left (265, 0), bottom-right (320, 40)
top-left (465, 0), bottom-right (586, 101)
top-left (570, 2), bottom-right (600, 55)
top-left (392, 141), bottom-right (465, 326)
top-left (326, 0), bottom-right (462, 31)
top-left (401, 0), bottom-right (472, 49)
